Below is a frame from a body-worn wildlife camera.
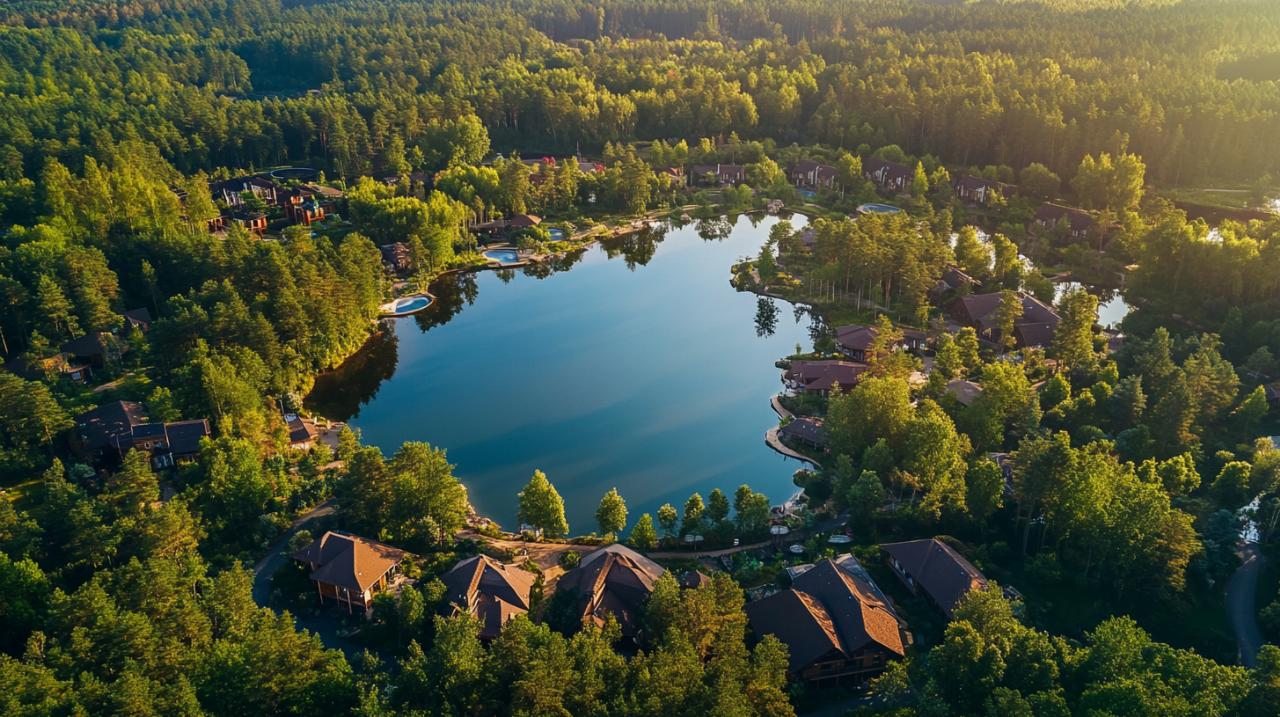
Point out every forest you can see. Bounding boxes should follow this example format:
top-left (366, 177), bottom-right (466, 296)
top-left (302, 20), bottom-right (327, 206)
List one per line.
top-left (2, 0), bottom-right (1280, 716)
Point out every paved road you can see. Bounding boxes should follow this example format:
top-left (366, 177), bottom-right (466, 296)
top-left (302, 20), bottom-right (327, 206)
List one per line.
top-left (1225, 542), bottom-right (1266, 668)
top-left (249, 500), bottom-right (364, 658)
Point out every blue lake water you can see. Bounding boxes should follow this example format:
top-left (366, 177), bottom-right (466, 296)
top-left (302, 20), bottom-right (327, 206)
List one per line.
top-left (307, 214), bottom-right (818, 532)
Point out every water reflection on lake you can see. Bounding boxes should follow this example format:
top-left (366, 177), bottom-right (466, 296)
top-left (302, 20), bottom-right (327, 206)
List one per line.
top-left (307, 214), bottom-right (815, 530)
top-left (1053, 281), bottom-right (1132, 328)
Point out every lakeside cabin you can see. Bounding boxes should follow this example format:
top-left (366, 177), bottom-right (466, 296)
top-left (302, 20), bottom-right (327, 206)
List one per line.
top-left (442, 554), bottom-right (536, 640)
top-left (783, 360), bottom-right (869, 396)
top-left (791, 159), bottom-right (840, 190)
top-left (834, 324), bottom-right (928, 363)
top-left (779, 417), bottom-right (829, 452)
top-left (1033, 203), bottom-right (1095, 243)
top-left (881, 538), bottom-right (988, 617)
top-left (689, 163), bottom-right (747, 186)
top-left (292, 531), bottom-right (407, 615)
top-left (947, 291), bottom-right (1061, 349)
top-left (862, 157), bottom-right (913, 194)
top-left (953, 175), bottom-right (1015, 206)
top-left (745, 555), bottom-right (907, 686)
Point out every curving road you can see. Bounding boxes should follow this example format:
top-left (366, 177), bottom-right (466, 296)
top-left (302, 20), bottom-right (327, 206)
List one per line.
top-left (1225, 542), bottom-right (1266, 668)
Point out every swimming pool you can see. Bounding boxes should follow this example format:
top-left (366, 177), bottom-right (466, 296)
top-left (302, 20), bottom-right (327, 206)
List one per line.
top-left (383, 295), bottom-right (432, 316)
top-left (485, 248), bottom-right (521, 264)
top-left (547, 228), bottom-right (566, 241)
top-left (857, 202), bottom-right (902, 214)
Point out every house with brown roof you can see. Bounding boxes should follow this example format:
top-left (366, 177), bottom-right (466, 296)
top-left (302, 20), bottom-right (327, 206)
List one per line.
top-left (881, 538), bottom-right (987, 616)
top-left (470, 214), bottom-right (542, 233)
top-left (746, 555), bottom-right (906, 686)
top-left (555, 543), bottom-right (665, 639)
top-left (930, 266), bottom-right (978, 302)
top-left (783, 360), bottom-right (869, 396)
top-left (442, 554), bottom-right (536, 639)
top-left (72, 400), bottom-right (211, 468)
top-left (947, 291), bottom-right (1061, 349)
top-left (791, 160), bottom-right (839, 190)
top-left (954, 175), bottom-right (1015, 206)
top-left (1033, 203), bottom-right (1095, 242)
top-left (689, 164), bottom-right (747, 186)
top-left (945, 379), bottom-right (984, 407)
top-left (863, 158), bottom-right (913, 193)
top-left (380, 242), bottom-right (413, 273)
top-left (123, 308), bottom-right (153, 333)
top-left (286, 415), bottom-right (317, 450)
top-left (61, 331), bottom-right (126, 368)
top-left (779, 417), bottom-right (828, 451)
top-left (834, 324), bottom-right (927, 363)
top-left (292, 531), bottom-right (407, 614)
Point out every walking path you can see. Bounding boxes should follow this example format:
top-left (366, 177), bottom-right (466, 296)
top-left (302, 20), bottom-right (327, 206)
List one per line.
top-left (1225, 542), bottom-right (1266, 668)
top-left (765, 426), bottom-right (821, 467)
top-left (770, 394), bottom-right (794, 420)
top-left (648, 538), bottom-right (774, 559)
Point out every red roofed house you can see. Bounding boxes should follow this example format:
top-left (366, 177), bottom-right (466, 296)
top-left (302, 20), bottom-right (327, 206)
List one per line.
top-left (881, 538), bottom-right (987, 616)
top-left (442, 554), bottom-right (536, 640)
top-left (783, 360), bottom-right (869, 396)
top-left (292, 531), bottom-right (407, 614)
top-left (746, 555), bottom-right (906, 686)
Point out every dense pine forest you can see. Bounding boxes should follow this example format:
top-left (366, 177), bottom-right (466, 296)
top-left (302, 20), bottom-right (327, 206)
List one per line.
top-left (3, 0), bottom-right (1280, 715)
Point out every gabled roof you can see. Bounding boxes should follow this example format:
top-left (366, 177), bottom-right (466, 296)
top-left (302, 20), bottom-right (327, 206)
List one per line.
top-left (557, 543), bottom-right (665, 636)
top-left (287, 416), bottom-right (316, 445)
top-left (292, 531), bottom-right (406, 595)
top-left (951, 292), bottom-right (1060, 333)
top-left (780, 417), bottom-right (828, 447)
top-left (443, 555), bottom-right (536, 639)
top-left (76, 400), bottom-right (147, 451)
top-left (945, 379), bottom-right (984, 407)
top-left (955, 175), bottom-right (1015, 195)
top-left (882, 538), bottom-right (987, 615)
top-left (61, 331), bottom-right (117, 359)
top-left (835, 325), bottom-right (879, 353)
top-left (746, 557), bottom-right (905, 673)
top-left (785, 360), bottom-right (869, 392)
top-left (123, 307), bottom-right (153, 326)
top-left (1035, 203), bottom-right (1094, 232)
top-left (164, 419), bottom-right (211, 455)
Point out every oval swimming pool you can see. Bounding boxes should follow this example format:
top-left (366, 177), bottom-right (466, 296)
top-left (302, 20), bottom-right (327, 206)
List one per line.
top-left (484, 248), bottom-right (521, 263)
top-left (385, 296), bottom-right (432, 315)
top-left (857, 202), bottom-right (902, 214)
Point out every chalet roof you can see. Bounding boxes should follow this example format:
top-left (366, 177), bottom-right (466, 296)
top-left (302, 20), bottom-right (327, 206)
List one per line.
top-left (835, 324), bottom-right (879, 353)
top-left (443, 554), bottom-right (536, 639)
top-left (864, 157), bottom-right (913, 183)
top-left (785, 360), bottom-right (869, 392)
top-left (780, 417), bottom-right (828, 447)
top-left (952, 292), bottom-right (1059, 333)
top-left (882, 538), bottom-right (987, 615)
top-left (164, 419), bottom-right (210, 455)
top-left (938, 266), bottom-right (977, 291)
top-left (746, 557), bottom-right (905, 673)
top-left (945, 379), bottom-right (984, 407)
top-left (123, 307), bottom-right (153, 327)
top-left (679, 570), bottom-right (713, 589)
top-left (287, 416), bottom-right (316, 445)
top-left (75, 400), bottom-right (147, 451)
top-left (557, 543), bottom-right (665, 636)
top-left (955, 175), bottom-right (1015, 195)
top-left (61, 331), bottom-right (117, 359)
top-left (1035, 203), bottom-right (1094, 232)
top-left (292, 531), bottom-right (406, 595)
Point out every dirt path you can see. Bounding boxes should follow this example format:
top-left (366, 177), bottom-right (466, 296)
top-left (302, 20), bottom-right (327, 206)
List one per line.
top-left (1225, 542), bottom-right (1266, 668)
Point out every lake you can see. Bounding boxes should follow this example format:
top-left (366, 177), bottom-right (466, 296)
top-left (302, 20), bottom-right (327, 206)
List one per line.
top-left (307, 214), bottom-right (818, 532)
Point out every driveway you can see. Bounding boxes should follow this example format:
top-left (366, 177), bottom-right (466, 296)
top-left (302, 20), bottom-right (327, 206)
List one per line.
top-left (1225, 542), bottom-right (1266, 668)
top-left (250, 499), bottom-right (363, 657)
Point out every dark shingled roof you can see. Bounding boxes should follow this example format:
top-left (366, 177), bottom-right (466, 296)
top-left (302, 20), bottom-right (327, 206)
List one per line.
top-left (61, 332), bottom-right (117, 359)
top-left (557, 543), bottom-right (664, 637)
top-left (780, 417), bottom-right (828, 447)
top-left (746, 557), bottom-right (905, 674)
top-left (75, 400), bottom-right (147, 452)
top-left (1035, 203), bottom-right (1094, 232)
top-left (443, 554), bottom-right (536, 639)
top-left (882, 538), bottom-right (987, 615)
top-left (785, 360), bottom-right (869, 392)
top-left (164, 419), bottom-right (211, 456)
top-left (292, 531), bottom-right (406, 595)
